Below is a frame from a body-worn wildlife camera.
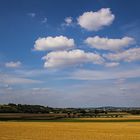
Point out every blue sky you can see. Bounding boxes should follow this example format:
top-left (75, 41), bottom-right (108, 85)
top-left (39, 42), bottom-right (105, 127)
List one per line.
top-left (0, 0), bottom-right (140, 107)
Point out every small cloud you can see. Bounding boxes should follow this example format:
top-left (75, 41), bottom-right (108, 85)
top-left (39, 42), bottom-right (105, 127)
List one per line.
top-left (32, 87), bottom-right (50, 91)
top-left (28, 13), bottom-right (36, 18)
top-left (85, 36), bottom-right (135, 51)
top-left (41, 17), bottom-right (47, 23)
top-left (5, 61), bottom-right (21, 68)
top-left (0, 73), bottom-right (42, 85)
top-left (0, 84), bottom-right (13, 90)
top-left (115, 78), bottom-right (126, 84)
top-left (31, 87), bottom-right (51, 95)
top-left (6, 87), bottom-right (13, 90)
top-left (61, 17), bottom-right (74, 29)
top-left (105, 62), bottom-right (119, 67)
top-left (34, 35), bottom-right (75, 51)
top-left (77, 8), bottom-right (115, 31)
top-left (64, 17), bottom-right (73, 26)
top-left (104, 47), bottom-right (140, 62)
top-left (119, 87), bottom-right (127, 91)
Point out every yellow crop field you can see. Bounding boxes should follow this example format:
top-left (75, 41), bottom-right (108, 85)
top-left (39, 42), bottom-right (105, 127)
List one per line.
top-left (0, 122), bottom-right (140, 140)
top-left (79, 115), bottom-right (140, 121)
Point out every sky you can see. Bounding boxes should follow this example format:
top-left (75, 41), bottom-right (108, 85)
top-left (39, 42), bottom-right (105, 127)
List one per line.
top-left (0, 0), bottom-right (140, 107)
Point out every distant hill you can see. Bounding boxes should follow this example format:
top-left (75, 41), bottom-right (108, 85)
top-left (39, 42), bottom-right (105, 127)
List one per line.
top-left (0, 103), bottom-right (140, 114)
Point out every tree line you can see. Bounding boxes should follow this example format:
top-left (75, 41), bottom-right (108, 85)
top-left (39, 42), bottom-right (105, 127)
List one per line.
top-left (0, 103), bottom-right (140, 115)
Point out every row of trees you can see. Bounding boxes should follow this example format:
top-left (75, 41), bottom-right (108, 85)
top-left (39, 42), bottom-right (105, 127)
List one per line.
top-left (0, 103), bottom-right (140, 115)
top-left (0, 103), bottom-right (52, 113)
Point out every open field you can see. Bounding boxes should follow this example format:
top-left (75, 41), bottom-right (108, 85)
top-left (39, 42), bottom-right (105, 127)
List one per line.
top-left (0, 122), bottom-right (140, 140)
top-left (0, 113), bottom-right (67, 121)
top-left (78, 115), bottom-right (140, 121)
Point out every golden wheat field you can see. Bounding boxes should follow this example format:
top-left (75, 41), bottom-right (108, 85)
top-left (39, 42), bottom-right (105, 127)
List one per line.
top-left (79, 115), bottom-right (140, 121)
top-left (0, 122), bottom-right (140, 140)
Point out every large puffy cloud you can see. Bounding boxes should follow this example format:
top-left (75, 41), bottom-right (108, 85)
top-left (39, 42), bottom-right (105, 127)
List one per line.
top-left (5, 61), bottom-right (21, 68)
top-left (34, 36), bottom-right (75, 51)
top-left (85, 36), bottom-right (135, 51)
top-left (42, 49), bottom-right (104, 68)
top-left (104, 47), bottom-right (140, 62)
top-left (77, 8), bottom-right (115, 31)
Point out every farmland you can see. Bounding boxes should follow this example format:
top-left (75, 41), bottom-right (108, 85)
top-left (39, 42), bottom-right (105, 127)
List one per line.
top-left (0, 104), bottom-right (140, 140)
top-left (0, 121), bottom-right (140, 140)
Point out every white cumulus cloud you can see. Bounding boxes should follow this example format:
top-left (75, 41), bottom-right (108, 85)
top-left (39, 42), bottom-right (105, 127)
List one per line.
top-left (77, 8), bottom-right (115, 31)
top-left (85, 36), bottom-right (135, 51)
top-left (34, 36), bottom-right (75, 51)
top-left (104, 47), bottom-right (140, 62)
top-left (42, 49), bottom-right (104, 68)
top-left (5, 61), bottom-right (21, 68)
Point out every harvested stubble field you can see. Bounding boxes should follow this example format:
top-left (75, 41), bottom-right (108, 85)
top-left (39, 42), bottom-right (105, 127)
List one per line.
top-left (0, 121), bottom-right (140, 140)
